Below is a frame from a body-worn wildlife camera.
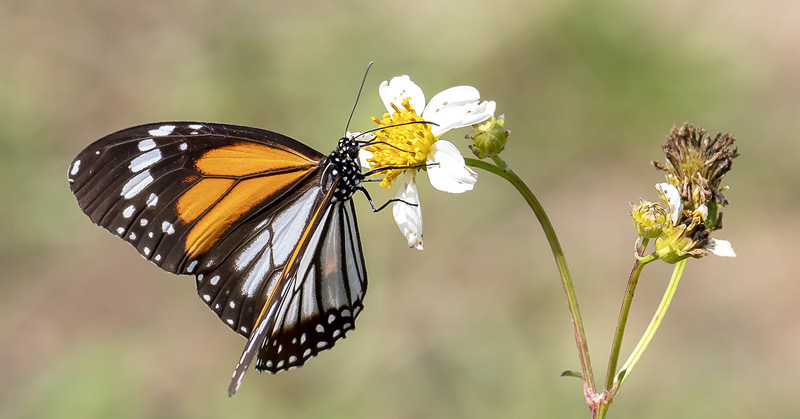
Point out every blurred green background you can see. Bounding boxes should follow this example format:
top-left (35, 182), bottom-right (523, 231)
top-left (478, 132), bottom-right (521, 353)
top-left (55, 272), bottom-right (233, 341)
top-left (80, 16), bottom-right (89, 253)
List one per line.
top-left (2, 0), bottom-right (798, 417)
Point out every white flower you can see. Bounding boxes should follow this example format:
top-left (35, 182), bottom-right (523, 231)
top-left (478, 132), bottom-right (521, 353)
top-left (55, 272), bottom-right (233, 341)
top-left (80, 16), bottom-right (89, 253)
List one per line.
top-left (363, 75), bottom-right (495, 249)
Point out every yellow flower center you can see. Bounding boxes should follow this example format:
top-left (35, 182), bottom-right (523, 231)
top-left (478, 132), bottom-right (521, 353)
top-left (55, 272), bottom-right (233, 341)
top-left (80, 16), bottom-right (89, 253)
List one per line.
top-left (365, 97), bottom-right (436, 188)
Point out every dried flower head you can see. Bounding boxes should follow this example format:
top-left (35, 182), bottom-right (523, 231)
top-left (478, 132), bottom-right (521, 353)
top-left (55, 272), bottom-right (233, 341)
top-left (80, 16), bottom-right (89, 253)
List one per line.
top-left (653, 123), bottom-right (739, 213)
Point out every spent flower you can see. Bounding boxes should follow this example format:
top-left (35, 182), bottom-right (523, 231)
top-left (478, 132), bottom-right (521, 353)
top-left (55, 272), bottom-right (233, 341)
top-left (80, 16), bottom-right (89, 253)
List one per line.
top-left (653, 123), bottom-right (739, 216)
top-left (653, 183), bottom-right (736, 263)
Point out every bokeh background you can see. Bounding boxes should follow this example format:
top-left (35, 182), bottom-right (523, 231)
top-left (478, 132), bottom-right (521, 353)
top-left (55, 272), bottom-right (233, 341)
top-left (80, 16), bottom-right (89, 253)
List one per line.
top-left (2, 0), bottom-right (798, 417)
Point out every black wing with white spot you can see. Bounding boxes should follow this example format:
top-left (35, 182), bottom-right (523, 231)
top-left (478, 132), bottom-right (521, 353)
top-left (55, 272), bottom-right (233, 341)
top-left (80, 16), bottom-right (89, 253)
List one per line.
top-left (255, 199), bottom-right (367, 373)
top-left (68, 122), bottom-right (324, 275)
top-left (213, 184), bottom-right (368, 395)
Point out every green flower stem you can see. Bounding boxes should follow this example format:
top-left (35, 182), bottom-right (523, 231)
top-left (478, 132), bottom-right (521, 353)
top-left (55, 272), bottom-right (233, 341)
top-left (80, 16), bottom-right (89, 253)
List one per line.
top-left (465, 157), bottom-right (597, 396)
top-left (603, 242), bottom-right (655, 391)
top-left (614, 259), bottom-right (688, 388)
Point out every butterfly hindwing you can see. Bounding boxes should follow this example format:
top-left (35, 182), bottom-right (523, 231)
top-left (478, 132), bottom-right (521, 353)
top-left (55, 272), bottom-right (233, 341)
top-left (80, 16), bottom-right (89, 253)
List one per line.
top-left (255, 199), bottom-right (367, 373)
top-left (192, 178), bottom-right (330, 337)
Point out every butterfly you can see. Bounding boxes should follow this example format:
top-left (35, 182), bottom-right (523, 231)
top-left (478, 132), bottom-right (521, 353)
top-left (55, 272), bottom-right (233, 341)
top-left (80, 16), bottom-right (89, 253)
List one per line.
top-left (68, 120), bottom-right (381, 395)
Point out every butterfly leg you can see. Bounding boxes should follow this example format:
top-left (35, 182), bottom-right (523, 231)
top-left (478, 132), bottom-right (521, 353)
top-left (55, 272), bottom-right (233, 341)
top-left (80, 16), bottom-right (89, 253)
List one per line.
top-left (357, 186), bottom-right (417, 213)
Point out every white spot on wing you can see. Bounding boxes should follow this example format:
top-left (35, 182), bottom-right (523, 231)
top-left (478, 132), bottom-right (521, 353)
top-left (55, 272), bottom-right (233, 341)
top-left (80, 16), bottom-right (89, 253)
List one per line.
top-left (161, 221), bottom-right (175, 235)
top-left (121, 170), bottom-right (154, 199)
top-left (140, 219), bottom-right (148, 226)
top-left (188, 124), bottom-right (203, 129)
top-left (129, 149), bottom-right (162, 172)
top-left (144, 247), bottom-right (150, 256)
top-left (116, 227), bottom-right (125, 235)
top-left (178, 142), bottom-right (188, 151)
top-left (148, 125), bottom-right (176, 136)
top-left (70, 160), bottom-right (81, 176)
top-left (210, 275), bottom-right (220, 286)
top-left (146, 193), bottom-right (158, 207)
top-left (122, 205), bottom-right (135, 219)
top-left (203, 294), bottom-right (211, 302)
top-left (187, 260), bottom-right (198, 273)
top-left (137, 139), bottom-right (156, 151)
top-left (154, 254), bottom-right (162, 261)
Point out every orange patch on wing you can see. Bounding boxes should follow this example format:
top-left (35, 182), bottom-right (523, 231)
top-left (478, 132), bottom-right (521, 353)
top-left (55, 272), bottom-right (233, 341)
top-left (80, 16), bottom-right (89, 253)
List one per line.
top-left (177, 178), bottom-right (235, 224)
top-left (183, 169), bottom-right (313, 258)
top-left (195, 142), bottom-right (318, 176)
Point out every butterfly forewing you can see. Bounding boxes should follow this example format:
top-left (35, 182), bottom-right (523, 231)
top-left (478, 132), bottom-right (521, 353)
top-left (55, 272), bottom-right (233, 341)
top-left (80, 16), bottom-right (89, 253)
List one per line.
top-left (68, 122), bottom-right (324, 274)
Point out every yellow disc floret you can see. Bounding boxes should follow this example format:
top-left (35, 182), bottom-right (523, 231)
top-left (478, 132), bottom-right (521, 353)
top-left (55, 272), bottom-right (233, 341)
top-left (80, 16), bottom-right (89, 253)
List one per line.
top-left (365, 98), bottom-right (436, 188)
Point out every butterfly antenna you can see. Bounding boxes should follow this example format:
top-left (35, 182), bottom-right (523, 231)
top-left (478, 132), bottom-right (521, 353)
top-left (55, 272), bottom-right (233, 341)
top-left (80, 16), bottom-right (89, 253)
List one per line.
top-left (344, 61), bottom-right (374, 136)
top-left (351, 120), bottom-right (440, 144)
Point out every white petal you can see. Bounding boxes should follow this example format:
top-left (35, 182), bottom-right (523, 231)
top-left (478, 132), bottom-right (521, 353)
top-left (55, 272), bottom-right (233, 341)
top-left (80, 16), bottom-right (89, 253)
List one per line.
top-left (358, 148), bottom-right (374, 169)
top-left (422, 86), bottom-right (480, 118)
top-left (422, 86), bottom-right (496, 136)
top-left (426, 141), bottom-right (478, 193)
top-left (379, 75), bottom-right (426, 116)
top-left (392, 171), bottom-right (423, 250)
top-left (656, 182), bottom-right (682, 224)
top-left (706, 238), bottom-right (736, 257)
top-left (694, 204), bottom-right (708, 219)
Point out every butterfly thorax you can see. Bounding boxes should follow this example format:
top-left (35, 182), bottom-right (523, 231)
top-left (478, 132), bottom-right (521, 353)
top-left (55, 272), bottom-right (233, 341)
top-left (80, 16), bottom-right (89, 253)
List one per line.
top-left (324, 136), bottom-right (363, 203)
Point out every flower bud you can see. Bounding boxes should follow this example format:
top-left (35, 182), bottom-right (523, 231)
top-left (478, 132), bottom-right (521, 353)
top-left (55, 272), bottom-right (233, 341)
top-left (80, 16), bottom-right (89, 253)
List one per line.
top-left (631, 200), bottom-right (667, 239)
top-left (468, 115), bottom-right (509, 159)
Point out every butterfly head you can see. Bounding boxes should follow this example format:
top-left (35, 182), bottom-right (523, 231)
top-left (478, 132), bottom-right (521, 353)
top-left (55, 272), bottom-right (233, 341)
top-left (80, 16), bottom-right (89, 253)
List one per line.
top-left (336, 136), bottom-right (362, 160)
